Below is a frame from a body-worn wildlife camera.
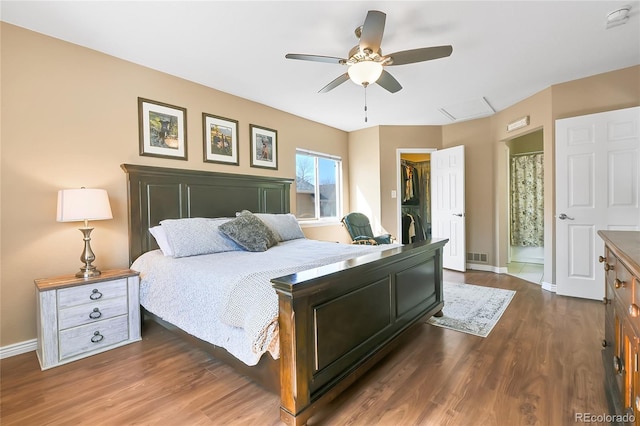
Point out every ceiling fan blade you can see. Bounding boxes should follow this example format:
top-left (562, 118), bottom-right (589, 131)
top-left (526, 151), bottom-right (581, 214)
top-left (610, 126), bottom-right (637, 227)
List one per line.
top-left (376, 70), bottom-right (402, 93)
top-left (285, 53), bottom-right (345, 64)
top-left (319, 73), bottom-right (350, 93)
top-left (359, 10), bottom-right (386, 53)
top-left (386, 45), bottom-right (453, 66)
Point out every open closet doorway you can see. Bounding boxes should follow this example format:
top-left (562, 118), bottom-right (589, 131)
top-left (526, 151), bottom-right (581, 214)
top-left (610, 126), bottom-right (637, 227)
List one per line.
top-left (396, 148), bottom-right (435, 245)
top-left (506, 129), bottom-right (544, 284)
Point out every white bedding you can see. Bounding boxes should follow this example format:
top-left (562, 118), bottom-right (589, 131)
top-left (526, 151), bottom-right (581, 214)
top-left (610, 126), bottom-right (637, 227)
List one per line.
top-left (131, 239), bottom-right (397, 366)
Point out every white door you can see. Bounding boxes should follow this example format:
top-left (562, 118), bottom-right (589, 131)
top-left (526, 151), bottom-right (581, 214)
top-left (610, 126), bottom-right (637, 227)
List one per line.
top-left (431, 145), bottom-right (466, 271)
top-left (555, 106), bottom-right (640, 300)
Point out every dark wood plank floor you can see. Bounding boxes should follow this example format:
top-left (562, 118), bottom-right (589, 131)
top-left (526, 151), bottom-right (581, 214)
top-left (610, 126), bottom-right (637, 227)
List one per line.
top-left (1, 270), bottom-right (609, 425)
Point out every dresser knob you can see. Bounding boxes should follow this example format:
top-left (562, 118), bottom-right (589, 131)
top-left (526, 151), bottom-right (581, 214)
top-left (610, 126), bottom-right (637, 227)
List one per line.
top-left (603, 297), bottom-right (610, 305)
top-left (615, 279), bottom-right (625, 289)
top-left (90, 331), bottom-right (104, 343)
top-left (604, 263), bottom-right (613, 272)
top-left (602, 339), bottom-right (608, 348)
top-left (630, 304), bottom-right (640, 318)
top-left (599, 255), bottom-right (606, 263)
top-left (89, 308), bottom-right (102, 319)
top-left (89, 289), bottom-right (103, 300)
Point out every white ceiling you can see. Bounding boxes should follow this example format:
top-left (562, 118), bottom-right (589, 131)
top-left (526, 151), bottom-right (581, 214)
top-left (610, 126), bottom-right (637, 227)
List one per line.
top-left (2, 1), bottom-right (639, 132)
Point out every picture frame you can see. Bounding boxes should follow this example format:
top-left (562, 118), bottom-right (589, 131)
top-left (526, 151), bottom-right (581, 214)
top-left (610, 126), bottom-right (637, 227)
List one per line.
top-left (138, 97), bottom-right (187, 160)
top-left (250, 124), bottom-right (278, 170)
top-left (203, 113), bottom-right (239, 165)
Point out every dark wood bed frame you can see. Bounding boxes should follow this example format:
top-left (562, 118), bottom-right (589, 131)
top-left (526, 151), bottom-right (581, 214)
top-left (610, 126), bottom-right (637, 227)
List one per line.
top-left (122, 163), bottom-right (447, 426)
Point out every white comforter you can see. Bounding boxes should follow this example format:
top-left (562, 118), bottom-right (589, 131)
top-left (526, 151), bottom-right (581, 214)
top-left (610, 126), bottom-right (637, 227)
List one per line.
top-left (131, 239), bottom-right (397, 366)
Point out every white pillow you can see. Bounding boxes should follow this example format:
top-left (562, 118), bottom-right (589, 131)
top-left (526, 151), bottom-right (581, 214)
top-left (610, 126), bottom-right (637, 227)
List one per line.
top-left (254, 213), bottom-right (305, 241)
top-left (159, 217), bottom-right (242, 258)
top-left (149, 226), bottom-right (174, 256)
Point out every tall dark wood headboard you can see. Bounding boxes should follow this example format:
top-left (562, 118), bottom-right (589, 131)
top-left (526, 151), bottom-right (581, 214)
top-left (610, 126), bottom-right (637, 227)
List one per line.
top-left (121, 164), bottom-right (293, 265)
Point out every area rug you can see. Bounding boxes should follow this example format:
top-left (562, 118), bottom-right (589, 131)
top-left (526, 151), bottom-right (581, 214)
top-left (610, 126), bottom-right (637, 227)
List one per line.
top-left (426, 281), bottom-right (516, 337)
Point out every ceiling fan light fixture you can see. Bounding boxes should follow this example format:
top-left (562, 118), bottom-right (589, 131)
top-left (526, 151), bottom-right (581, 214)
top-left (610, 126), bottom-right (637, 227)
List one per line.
top-left (348, 61), bottom-right (383, 86)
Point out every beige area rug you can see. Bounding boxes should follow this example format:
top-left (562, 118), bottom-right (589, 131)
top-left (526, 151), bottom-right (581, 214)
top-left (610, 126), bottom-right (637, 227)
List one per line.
top-left (426, 281), bottom-right (516, 337)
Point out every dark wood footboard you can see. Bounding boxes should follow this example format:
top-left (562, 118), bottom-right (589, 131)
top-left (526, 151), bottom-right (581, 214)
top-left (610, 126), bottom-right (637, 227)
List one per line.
top-left (272, 238), bottom-right (447, 426)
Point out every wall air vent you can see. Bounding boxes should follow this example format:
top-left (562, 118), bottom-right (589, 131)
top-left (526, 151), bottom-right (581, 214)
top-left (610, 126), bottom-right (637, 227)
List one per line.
top-left (467, 252), bottom-right (488, 263)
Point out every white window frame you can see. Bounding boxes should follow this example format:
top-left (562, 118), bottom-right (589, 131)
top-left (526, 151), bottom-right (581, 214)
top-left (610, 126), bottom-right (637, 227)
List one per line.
top-left (295, 148), bottom-right (343, 222)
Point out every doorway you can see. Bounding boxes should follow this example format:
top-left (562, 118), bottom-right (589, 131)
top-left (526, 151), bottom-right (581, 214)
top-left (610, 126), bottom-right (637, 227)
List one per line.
top-left (506, 129), bottom-right (544, 284)
top-left (396, 149), bottom-right (434, 244)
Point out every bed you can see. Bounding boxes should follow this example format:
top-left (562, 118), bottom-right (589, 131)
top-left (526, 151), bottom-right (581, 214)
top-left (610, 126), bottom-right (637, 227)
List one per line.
top-left (122, 163), bottom-right (448, 426)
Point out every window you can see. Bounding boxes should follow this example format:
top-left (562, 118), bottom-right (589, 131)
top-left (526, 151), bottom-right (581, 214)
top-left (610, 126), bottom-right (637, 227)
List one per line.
top-left (295, 149), bottom-right (342, 220)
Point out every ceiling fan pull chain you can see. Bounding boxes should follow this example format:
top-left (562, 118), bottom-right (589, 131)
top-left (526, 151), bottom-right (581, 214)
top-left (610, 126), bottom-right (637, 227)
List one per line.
top-left (364, 85), bottom-right (368, 123)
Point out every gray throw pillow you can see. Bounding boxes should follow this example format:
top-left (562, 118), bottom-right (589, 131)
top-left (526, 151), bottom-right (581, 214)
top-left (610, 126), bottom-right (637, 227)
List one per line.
top-left (159, 217), bottom-right (242, 258)
top-left (254, 213), bottom-right (305, 241)
top-left (219, 211), bottom-right (279, 252)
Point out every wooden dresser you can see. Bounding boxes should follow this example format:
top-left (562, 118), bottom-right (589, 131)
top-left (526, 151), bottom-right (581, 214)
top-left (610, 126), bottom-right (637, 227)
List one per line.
top-left (599, 230), bottom-right (640, 424)
top-left (35, 269), bottom-right (141, 370)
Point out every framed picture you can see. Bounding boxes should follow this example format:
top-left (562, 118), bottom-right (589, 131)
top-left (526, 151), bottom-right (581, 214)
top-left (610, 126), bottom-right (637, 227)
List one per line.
top-left (138, 97), bottom-right (187, 160)
top-left (202, 113), bottom-right (239, 165)
top-left (250, 124), bottom-right (278, 170)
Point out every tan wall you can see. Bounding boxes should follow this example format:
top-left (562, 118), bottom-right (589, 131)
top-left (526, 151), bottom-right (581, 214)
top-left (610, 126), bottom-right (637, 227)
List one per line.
top-left (552, 66), bottom-right (640, 120)
top-left (0, 23), bottom-right (349, 347)
top-left (442, 118), bottom-right (495, 263)
top-left (348, 127), bottom-right (381, 233)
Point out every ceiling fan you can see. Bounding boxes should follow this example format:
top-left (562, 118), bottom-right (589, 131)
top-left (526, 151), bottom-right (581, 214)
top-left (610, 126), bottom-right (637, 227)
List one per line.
top-left (285, 10), bottom-right (453, 94)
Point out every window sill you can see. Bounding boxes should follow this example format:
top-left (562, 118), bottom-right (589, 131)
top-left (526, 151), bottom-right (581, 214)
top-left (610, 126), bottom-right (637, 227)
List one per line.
top-left (298, 219), bottom-right (342, 228)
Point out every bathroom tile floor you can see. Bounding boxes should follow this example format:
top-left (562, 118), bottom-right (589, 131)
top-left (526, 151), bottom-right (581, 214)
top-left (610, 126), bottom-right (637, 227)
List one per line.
top-left (507, 261), bottom-right (544, 284)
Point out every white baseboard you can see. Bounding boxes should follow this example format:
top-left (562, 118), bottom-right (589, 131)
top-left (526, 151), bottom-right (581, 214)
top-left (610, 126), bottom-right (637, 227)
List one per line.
top-left (466, 263), bottom-right (508, 274)
top-left (0, 339), bottom-right (37, 359)
top-left (541, 281), bottom-right (557, 293)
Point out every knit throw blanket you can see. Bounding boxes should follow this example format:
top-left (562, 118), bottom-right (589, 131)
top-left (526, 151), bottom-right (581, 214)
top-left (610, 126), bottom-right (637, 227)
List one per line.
top-left (218, 249), bottom-right (378, 358)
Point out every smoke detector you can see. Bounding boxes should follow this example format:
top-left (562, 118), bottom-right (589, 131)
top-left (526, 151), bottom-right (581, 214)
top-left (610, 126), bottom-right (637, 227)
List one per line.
top-left (606, 5), bottom-right (631, 29)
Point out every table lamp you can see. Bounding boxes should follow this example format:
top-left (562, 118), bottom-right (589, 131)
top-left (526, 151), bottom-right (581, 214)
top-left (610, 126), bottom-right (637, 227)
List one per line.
top-left (57, 188), bottom-right (113, 278)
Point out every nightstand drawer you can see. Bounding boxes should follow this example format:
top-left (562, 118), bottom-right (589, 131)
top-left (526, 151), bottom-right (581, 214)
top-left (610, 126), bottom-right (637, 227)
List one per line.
top-left (58, 279), bottom-right (128, 309)
top-left (58, 297), bottom-right (128, 330)
top-left (59, 315), bottom-right (129, 360)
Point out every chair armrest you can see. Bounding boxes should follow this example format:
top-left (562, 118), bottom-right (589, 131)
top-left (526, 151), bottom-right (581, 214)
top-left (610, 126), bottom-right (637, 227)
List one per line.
top-left (373, 234), bottom-right (392, 245)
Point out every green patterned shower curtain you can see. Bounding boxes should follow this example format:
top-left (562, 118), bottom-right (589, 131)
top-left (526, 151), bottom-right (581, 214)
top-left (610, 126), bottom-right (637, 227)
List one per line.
top-left (510, 153), bottom-right (544, 246)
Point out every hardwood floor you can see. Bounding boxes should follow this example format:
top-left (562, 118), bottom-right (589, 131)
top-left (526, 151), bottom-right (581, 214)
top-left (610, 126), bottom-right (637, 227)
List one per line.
top-left (1, 270), bottom-right (608, 425)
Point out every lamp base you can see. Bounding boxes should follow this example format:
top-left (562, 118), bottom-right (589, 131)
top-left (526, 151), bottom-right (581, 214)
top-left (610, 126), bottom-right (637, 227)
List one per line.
top-left (76, 267), bottom-right (101, 279)
top-left (76, 227), bottom-right (101, 279)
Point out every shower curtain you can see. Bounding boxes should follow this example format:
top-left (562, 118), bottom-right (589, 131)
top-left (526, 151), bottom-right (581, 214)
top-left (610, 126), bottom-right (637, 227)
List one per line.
top-left (510, 153), bottom-right (544, 246)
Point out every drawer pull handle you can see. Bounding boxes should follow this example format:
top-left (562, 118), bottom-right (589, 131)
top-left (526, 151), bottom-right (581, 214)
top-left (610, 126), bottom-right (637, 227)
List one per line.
top-left (91, 331), bottom-right (104, 343)
top-left (89, 289), bottom-right (103, 300)
top-left (630, 304), bottom-right (640, 318)
top-left (603, 297), bottom-right (610, 305)
top-left (613, 355), bottom-right (623, 374)
top-left (604, 263), bottom-right (613, 272)
top-left (615, 279), bottom-right (625, 289)
top-left (599, 255), bottom-right (606, 263)
top-left (89, 308), bottom-right (102, 319)
top-left (602, 339), bottom-right (608, 348)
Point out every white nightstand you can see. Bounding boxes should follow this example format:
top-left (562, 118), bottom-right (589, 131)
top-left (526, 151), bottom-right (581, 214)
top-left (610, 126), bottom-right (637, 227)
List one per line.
top-left (35, 269), bottom-right (141, 370)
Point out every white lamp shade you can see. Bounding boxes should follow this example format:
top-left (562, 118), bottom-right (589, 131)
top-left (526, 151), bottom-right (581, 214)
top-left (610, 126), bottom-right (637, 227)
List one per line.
top-left (348, 61), bottom-right (383, 86)
top-left (57, 188), bottom-right (113, 222)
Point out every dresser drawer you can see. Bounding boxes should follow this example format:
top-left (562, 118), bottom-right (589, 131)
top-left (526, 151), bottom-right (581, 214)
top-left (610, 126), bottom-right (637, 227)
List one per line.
top-left (59, 315), bottom-right (129, 360)
top-left (58, 297), bottom-right (128, 330)
top-left (58, 279), bottom-right (128, 309)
